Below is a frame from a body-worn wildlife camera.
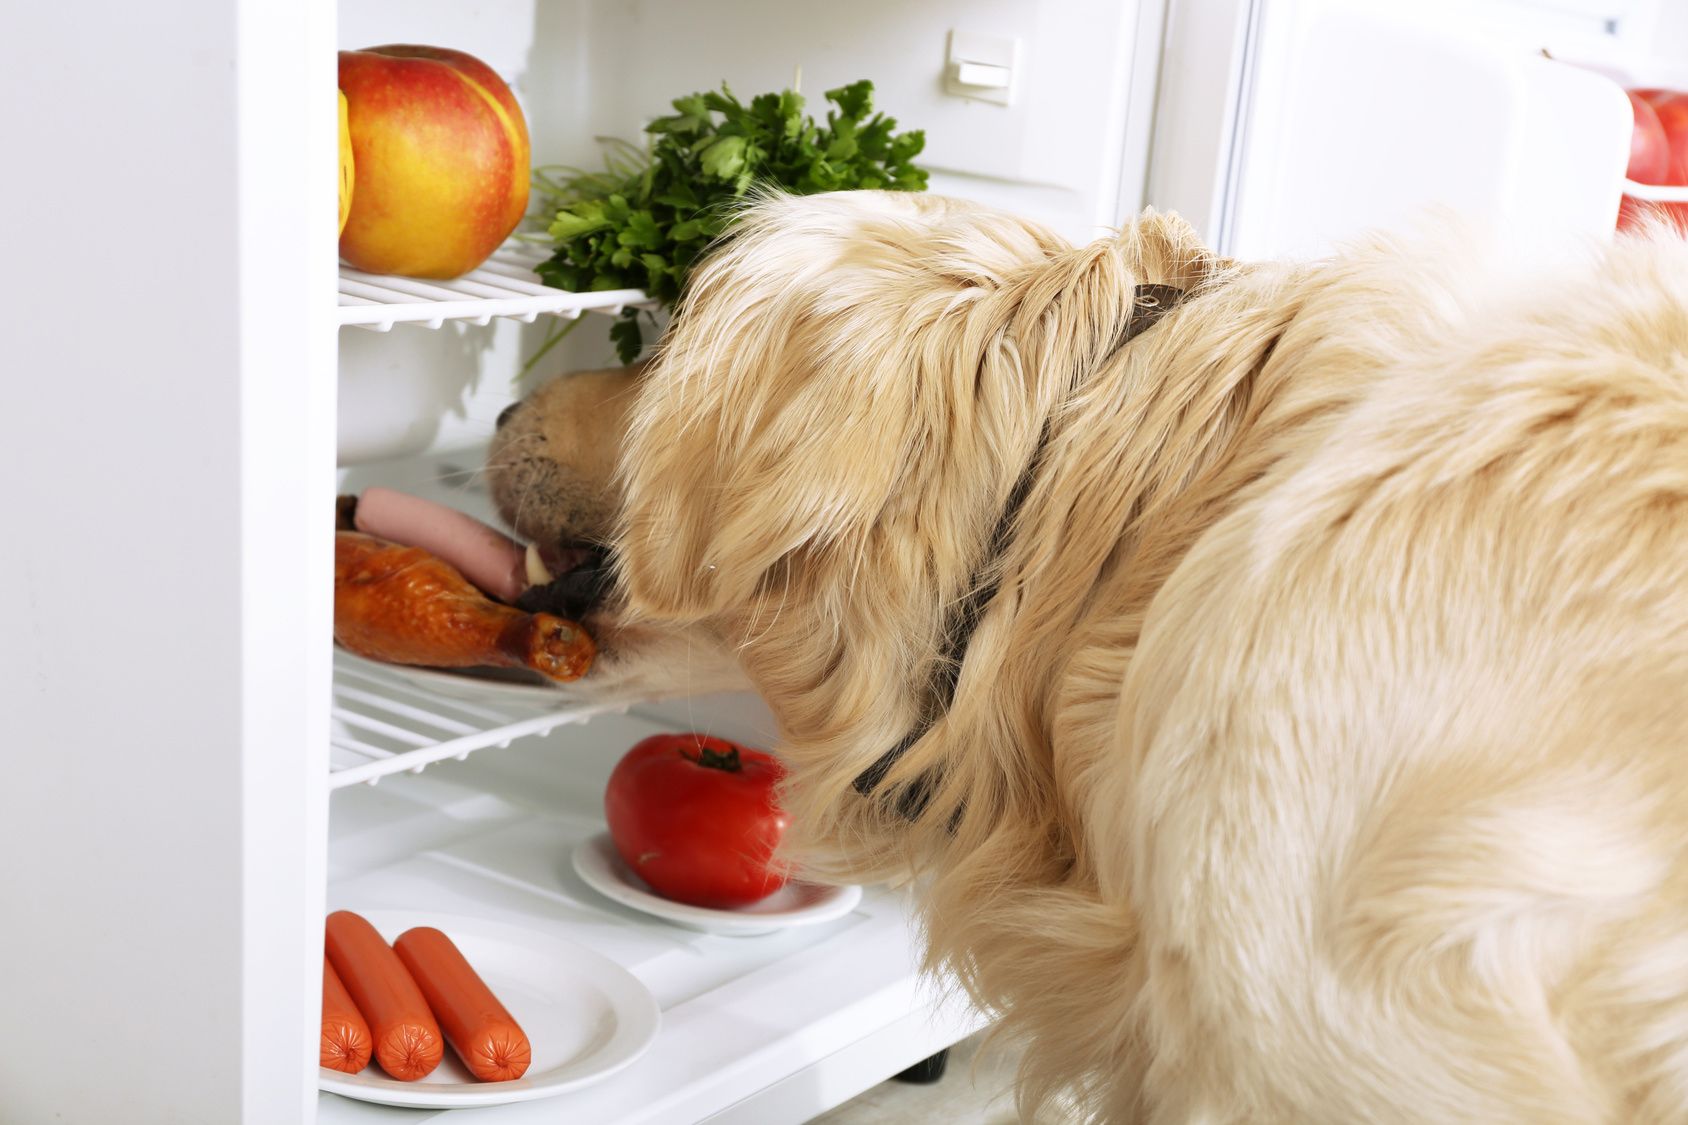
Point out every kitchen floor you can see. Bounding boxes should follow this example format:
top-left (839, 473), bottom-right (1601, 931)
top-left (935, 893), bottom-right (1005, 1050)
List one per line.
top-left (812, 1032), bottom-right (1021, 1124)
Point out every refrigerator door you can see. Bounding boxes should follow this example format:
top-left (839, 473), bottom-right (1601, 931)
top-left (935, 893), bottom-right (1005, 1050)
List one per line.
top-left (0, 0), bottom-right (334, 1121)
top-left (1150, 0), bottom-right (1646, 259)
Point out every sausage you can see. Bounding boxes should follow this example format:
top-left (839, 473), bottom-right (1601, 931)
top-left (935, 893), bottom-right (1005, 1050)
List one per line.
top-left (394, 927), bottom-right (531, 1082)
top-left (320, 955), bottom-right (373, 1074)
top-left (353, 487), bottom-right (529, 604)
top-left (324, 911), bottom-right (444, 1081)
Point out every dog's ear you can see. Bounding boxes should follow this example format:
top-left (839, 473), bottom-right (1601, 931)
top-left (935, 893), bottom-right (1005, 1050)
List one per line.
top-left (613, 347), bottom-right (906, 622)
top-left (612, 191), bottom-right (1066, 623)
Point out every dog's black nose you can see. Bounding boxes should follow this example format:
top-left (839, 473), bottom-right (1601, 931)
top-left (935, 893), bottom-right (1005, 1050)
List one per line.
top-left (495, 401), bottom-right (522, 430)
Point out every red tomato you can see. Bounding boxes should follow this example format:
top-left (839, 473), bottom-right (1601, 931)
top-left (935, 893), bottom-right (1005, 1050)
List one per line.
top-left (604, 733), bottom-right (791, 908)
top-left (1624, 90), bottom-right (1672, 185)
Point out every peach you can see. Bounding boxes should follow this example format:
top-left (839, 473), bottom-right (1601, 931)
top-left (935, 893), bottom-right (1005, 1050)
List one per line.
top-left (338, 45), bottom-right (530, 279)
top-left (337, 90), bottom-right (353, 236)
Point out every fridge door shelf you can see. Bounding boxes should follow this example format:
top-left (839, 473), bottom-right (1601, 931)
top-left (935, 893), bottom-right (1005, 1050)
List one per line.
top-left (329, 649), bottom-right (630, 789)
top-left (1624, 179), bottom-right (1688, 202)
top-left (337, 241), bottom-right (655, 332)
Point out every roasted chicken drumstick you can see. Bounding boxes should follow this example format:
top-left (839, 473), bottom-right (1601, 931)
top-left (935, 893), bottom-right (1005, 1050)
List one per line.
top-left (335, 531), bottom-right (594, 682)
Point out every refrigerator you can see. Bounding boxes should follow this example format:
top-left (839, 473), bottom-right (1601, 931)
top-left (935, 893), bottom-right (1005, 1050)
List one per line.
top-left (4, 0), bottom-right (1680, 1121)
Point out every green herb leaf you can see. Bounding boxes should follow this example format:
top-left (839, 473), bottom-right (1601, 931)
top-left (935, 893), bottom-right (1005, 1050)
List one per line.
top-left (826, 81), bottom-right (874, 120)
top-left (618, 210), bottom-right (664, 249)
top-left (609, 311), bottom-right (645, 363)
top-left (699, 135), bottom-right (748, 180)
top-left (668, 218), bottom-right (705, 241)
top-left (547, 207), bottom-right (608, 241)
top-left (529, 79), bottom-right (928, 368)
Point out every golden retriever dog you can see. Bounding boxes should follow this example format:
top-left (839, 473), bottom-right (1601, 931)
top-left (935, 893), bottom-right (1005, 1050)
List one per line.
top-left (490, 191), bottom-right (1688, 1122)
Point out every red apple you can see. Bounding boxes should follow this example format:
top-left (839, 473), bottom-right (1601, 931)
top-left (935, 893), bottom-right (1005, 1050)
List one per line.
top-left (1619, 89), bottom-right (1688, 235)
top-left (338, 46), bottom-right (531, 279)
top-left (1616, 194), bottom-right (1688, 236)
top-left (1624, 89), bottom-right (1672, 185)
top-left (1634, 89), bottom-right (1688, 182)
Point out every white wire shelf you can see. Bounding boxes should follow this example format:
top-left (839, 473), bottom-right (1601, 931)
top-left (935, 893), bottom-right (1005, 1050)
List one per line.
top-left (329, 649), bottom-right (629, 789)
top-left (337, 241), bottom-right (654, 332)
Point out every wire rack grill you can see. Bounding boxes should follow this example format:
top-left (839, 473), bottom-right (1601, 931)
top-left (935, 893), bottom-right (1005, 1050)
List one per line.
top-left (337, 242), bottom-right (653, 332)
top-left (328, 650), bottom-right (628, 788)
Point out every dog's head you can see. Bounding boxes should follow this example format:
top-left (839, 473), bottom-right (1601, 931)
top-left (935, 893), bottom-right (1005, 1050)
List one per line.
top-left (491, 191), bottom-right (1073, 696)
top-left (490, 190), bottom-right (1220, 852)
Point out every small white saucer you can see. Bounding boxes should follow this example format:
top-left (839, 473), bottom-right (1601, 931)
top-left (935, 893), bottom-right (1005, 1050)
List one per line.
top-left (571, 833), bottom-right (863, 937)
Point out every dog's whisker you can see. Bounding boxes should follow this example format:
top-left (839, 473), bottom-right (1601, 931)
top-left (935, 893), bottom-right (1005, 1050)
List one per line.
top-left (438, 457), bottom-right (530, 492)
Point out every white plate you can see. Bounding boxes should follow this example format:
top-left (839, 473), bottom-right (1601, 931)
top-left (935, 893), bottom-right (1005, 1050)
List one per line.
top-left (319, 910), bottom-right (661, 1109)
top-left (571, 833), bottom-right (864, 937)
top-left (336, 648), bottom-right (572, 708)
top-left (379, 660), bottom-right (572, 707)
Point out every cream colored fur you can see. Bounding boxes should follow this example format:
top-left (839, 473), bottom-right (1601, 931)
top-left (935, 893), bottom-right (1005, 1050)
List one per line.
top-left (491, 191), bottom-right (1688, 1122)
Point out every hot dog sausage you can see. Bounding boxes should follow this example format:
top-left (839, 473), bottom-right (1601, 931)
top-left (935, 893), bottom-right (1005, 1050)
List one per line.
top-left (353, 487), bottom-right (529, 604)
top-left (320, 955), bottom-right (373, 1074)
top-left (394, 927), bottom-right (531, 1082)
top-left (325, 911), bottom-right (444, 1081)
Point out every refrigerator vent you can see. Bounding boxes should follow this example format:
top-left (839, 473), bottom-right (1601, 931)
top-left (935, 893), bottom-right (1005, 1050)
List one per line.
top-left (337, 241), bottom-right (653, 332)
top-left (329, 650), bottom-right (629, 788)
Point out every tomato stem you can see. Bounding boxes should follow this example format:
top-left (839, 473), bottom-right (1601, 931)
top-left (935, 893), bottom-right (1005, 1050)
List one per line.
top-left (687, 742), bottom-right (742, 772)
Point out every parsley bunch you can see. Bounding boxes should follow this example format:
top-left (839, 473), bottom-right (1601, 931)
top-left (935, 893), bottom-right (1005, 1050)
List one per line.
top-left (532, 79), bottom-right (928, 364)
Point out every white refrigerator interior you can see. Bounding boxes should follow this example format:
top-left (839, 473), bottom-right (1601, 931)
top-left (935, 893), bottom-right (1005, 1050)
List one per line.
top-left (321, 457), bottom-right (982, 1124)
top-left (5, 0), bottom-right (1685, 1122)
top-left (336, 0), bottom-right (1164, 466)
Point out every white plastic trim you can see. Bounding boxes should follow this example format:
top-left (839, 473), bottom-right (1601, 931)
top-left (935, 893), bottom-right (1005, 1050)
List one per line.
top-left (1624, 178), bottom-right (1688, 202)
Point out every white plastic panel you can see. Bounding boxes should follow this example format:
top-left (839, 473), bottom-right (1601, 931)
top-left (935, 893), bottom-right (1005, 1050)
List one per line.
top-left (582, 0), bottom-right (1150, 244)
top-left (1148, 0), bottom-right (1667, 256)
top-left (1224, 0), bottom-right (1634, 260)
top-left (1143, 0), bottom-right (1258, 246)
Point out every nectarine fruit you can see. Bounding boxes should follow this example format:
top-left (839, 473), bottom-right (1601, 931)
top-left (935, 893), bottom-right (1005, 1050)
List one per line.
top-left (338, 45), bottom-right (530, 279)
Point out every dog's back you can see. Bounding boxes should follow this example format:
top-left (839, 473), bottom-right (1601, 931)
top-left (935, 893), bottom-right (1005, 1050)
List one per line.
top-left (489, 190), bottom-right (1688, 1122)
top-left (1105, 231), bottom-right (1688, 1122)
